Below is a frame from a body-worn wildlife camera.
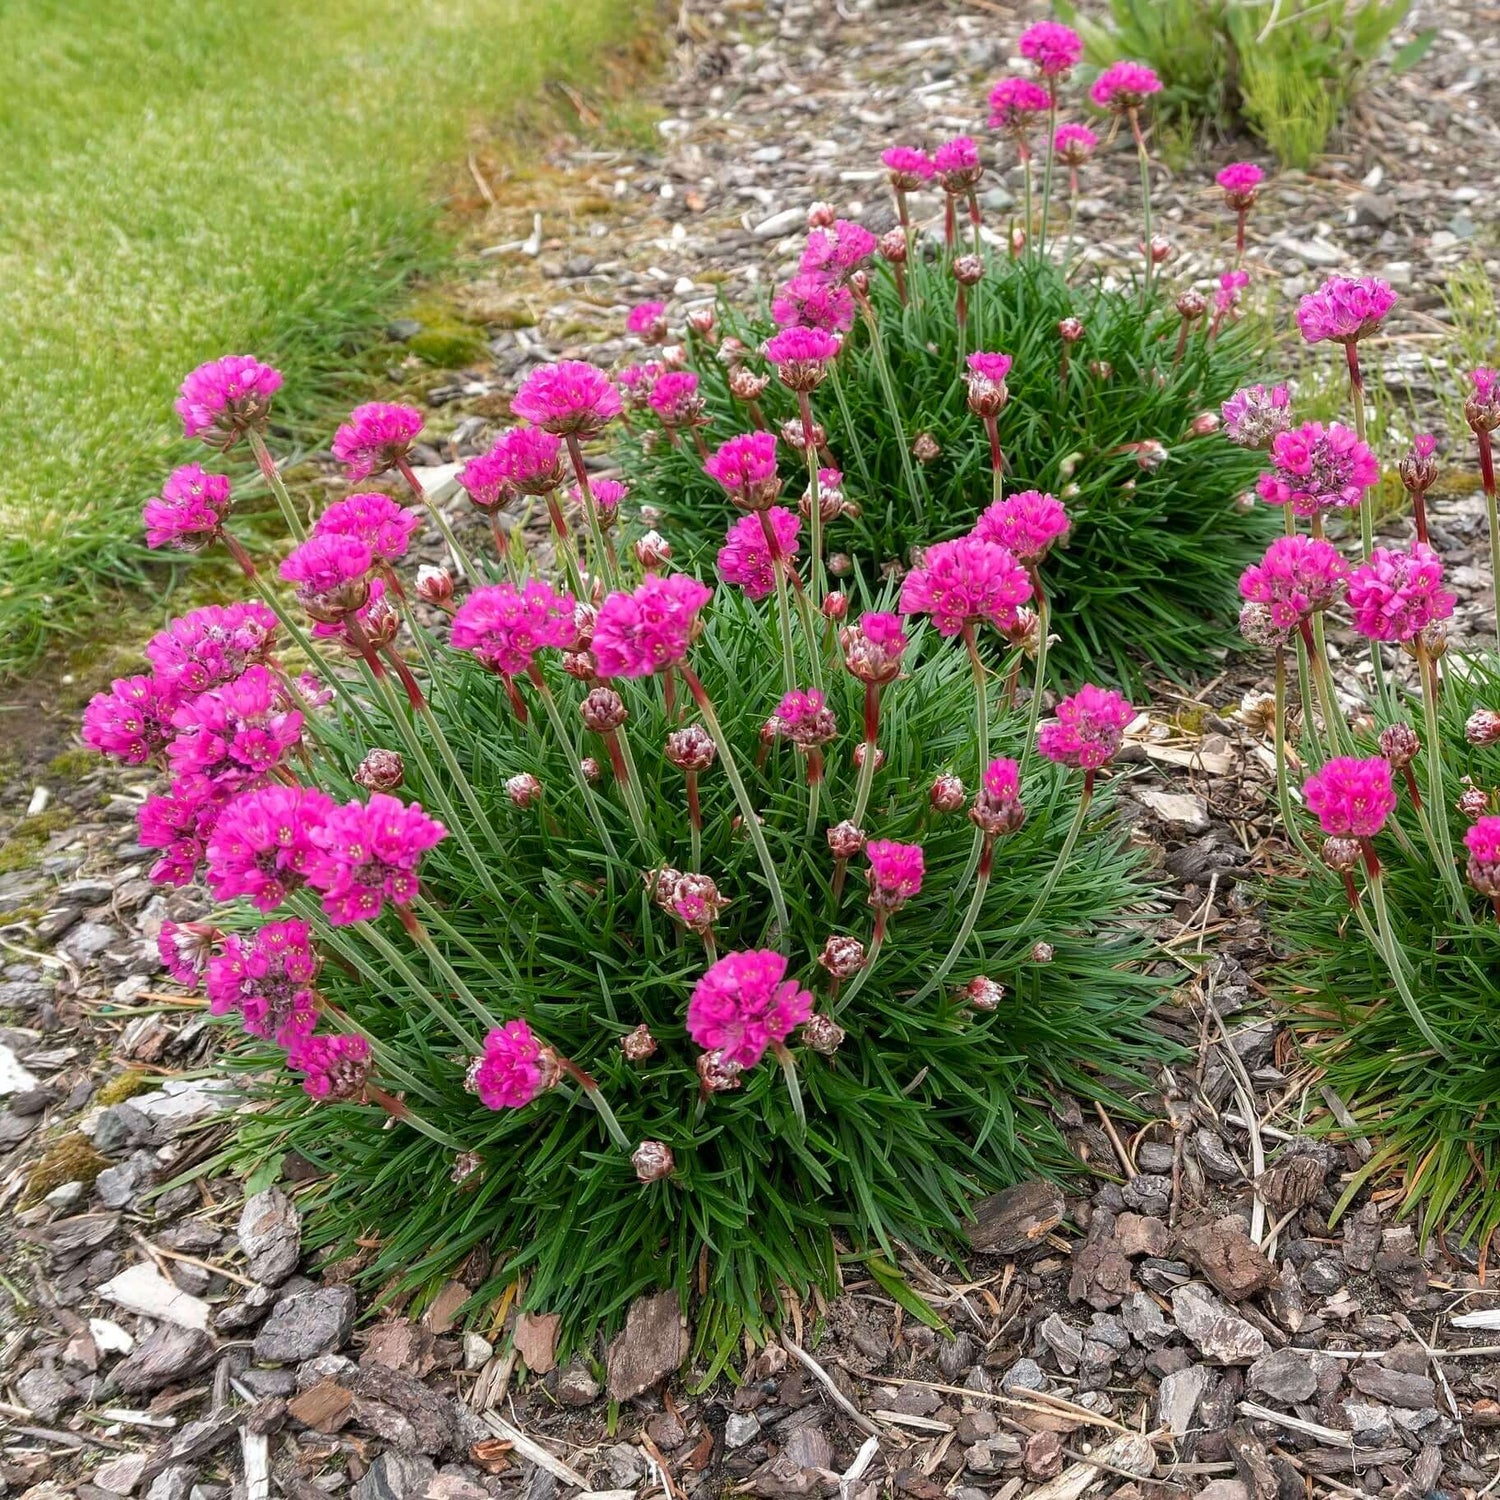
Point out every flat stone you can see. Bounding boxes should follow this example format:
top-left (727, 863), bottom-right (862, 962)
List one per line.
top-left (1001, 1357), bottom-right (1046, 1392)
top-left (94, 1455), bottom-right (148, 1495)
top-left (1135, 789), bottom-right (1209, 832)
top-left (1178, 1219), bottom-right (1278, 1302)
top-left (146, 1468), bottom-right (194, 1500)
top-left (97, 1263), bottom-right (210, 1331)
top-left (0, 1042), bottom-right (40, 1095)
top-left (351, 1453), bottom-right (437, 1500)
top-left (1248, 1347), bottom-right (1317, 1405)
top-left (18, 1366), bottom-right (75, 1422)
top-left (556, 1359), bottom-right (601, 1407)
top-left (111, 1326), bottom-right (216, 1395)
top-left (605, 1290), bottom-right (687, 1401)
top-left (252, 1286), bottom-right (357, 1364)
top-left (1120, 1292), bottom-right (1171, 1346)
top-left (1171, 1284), bottom-right (1266, 1365)
top-left (1156, 1364), bottom-right (1211, 1436)
top-left (1349, 1364), bottom-right (1437, 1409)
top-left (725, 1412), bottom-right (761, 1448)
top-left (236, 1188), bottom-right (300, 1285)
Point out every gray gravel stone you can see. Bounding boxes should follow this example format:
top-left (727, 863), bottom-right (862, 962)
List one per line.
top-left (252, 1286), bottom-right (357, 1364)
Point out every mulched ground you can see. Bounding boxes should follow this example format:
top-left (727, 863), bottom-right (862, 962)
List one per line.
top-left (4, 1), bottom-right (1499, 1498)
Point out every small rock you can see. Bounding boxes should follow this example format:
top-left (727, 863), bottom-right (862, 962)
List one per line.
top-left (1136, 789), bottom-right (1209, 832)
top-left (252, 1286), bottom-right (357, 1364)
top-left (1172, 1284), bottom-right (1266, 1365)
top-left (600, 1444), bottom-right (646, 1488)
top-left (351, 1452), bottom-right (437, 1500)
top-left (94, 1456), bottom-right (148, 1495)
top-left (605, 1290), bottom-right (687, 1401)
top-left (1300, 1258), bottom-right (1345, 1294)
top-left (146, 1469), bottom-right (194, 1500)
top-left (1342, 1204), bottom-right (1381, 1272)
top-left (237, 1188), bottom-right (300, 1285)
top-left (1121, 1175), bottom-right (1171, 1217)
top-left (111, 1326), bottom-right (216, 1395)
top-left (725, 1412), bottom-right (761, 1448)
top-left (1067, 1238), bottom-right (1132, 1310)
top-left (1349, 1364), bottom-right (1437, 1409)
top-left (1156, 1364), bottom-right (1211, 1436)
top-left (1248, 1347), bottom-right (1317, 1404)
top-left (97, 1262), bottom-right (210, 1331)
top-left (1022, 1430), bottom-right (1062, 1481)
top-left (1196, 1484), bottom-right (1249, 1500)
top-left (18, 1366), bottom-right (75, 1422)
top-left (556, 1359), bottom-right (601, 1407)
top-left (1120, 1291), bottom-right (1171, 1346)
top-left (1002, 1357), bottom-right (1046, 1391)
top-left (462, 1332), bottom-right (494, 1371)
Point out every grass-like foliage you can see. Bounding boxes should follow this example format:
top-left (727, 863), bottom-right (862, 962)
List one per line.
top-left (1270, 651), bottom-right (1500, 1246)
top-left (625, 257), bottom-right (1273, 688)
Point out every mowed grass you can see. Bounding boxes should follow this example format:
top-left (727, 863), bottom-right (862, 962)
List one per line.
top-left (0, 0), bottom-right (645, 675)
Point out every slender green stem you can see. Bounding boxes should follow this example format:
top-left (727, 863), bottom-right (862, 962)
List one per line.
top-left (833, 921), bottom-right (884, 1016)
top-left (1021, 577), bottom-right (1051, 775)
top-left (790, 578), bottom-right (825, 692)
top-left (797, 395), bottom-right (826, 610)
top-left (397, 459), bottom-right (483, 585)
top-left (1344, 345), bottom-right (1389, 708)
top-left (1478, 429), bottom-right (1500, 648)
top-left (680, 663), bottom-right (790, 944)
top-left (356, 917), bottom-right (482, 1051)
top-left (859, 302), bottom-right (927, 522)
top-left (1021, 152), bottom-right (1033, 247)
top-left (912, 852), bottom-right (991, 1005)
top-left (1415, 641), bottom-right (1472, 924)
top-left (1365, 861), bottom-right (1449, 1056)
top-left (531, 676), bottom-right (620, 864)
top-left (364, 1090), bottom-right (469, 1153)
top-left (956, 624), bottom-right (990, 890)
top-left (247, 429), bottom-right (305, 542)
top-left (1062, 168), bottom-right (1079, 272)
top-left (611, 720), bottom-right (659, 854)
top-left (1129, 110), bottom-right (1153, 310)
top-left (577, 1080), bottom-right (631, 1150)
top-left (1038, 95), bottom-right (1057, 259)
top-left (401, 912), bottom-right (498, 1036)
top-left (565, 434), bottom-right (620, 593)
top-left (416, 699), bottom-right (511, 873)
top-left (1298, 618), bottom-right (1348, 758)
top-left (828, 363), bottom-right (875, 499)
top-left (1273, 653), bottom-right (1315, 863)
top-left (804, 764), bottom-right (822, 843)
top-left (773, 1043), bottom-right (805, 1140)
top-left (769, 559), bottom-right (799, 694)
top-left (1013, 777), bottom-right (1093, 937)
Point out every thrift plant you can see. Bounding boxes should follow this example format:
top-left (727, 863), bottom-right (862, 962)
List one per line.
top-left (88, 288), bottom-right (1174, 1339)
top-left (620, 44), bottom-right (1274, 685)
top-left (1232, 281), bottom-right (1500, 1246)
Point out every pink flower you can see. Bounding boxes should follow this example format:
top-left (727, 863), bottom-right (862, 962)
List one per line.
top-left (308, 574), bottom-right (395, 645)
top-left (617, 361), bottom-right (663, 410)
top-left (331, 403), bottom-right (424, 481)
top-left (1053, 123), bottom-right (1098, 165)
top-left (1216, 162), bottom-right (1264, 208)
top-left (1018, 20), bottom-right (1083, 77)
top-left (1464, 816), bottom-right (1500, 889)
top-left (590, 478), bottom-right (628, 518)
top-left (592, 574), bottom-right (713, 678)
top-left (966, 352), bottom-right (1013, 385)
top-left (206, 784), bottom-right (336, 910)
top-left (763, 325), bottom-right (842, 389)
top-left (841, 611), bottom-right (908, 684)
top-left (144, 603), bottom-right (278, 704)
top-left (773, 687), bottom-right (836, 747)
top-left (1345, 542), bottom-right (1455, 642)
top-left (175, 356), bottom-right (282, 443)
top-left (206, 919), bottom-right (320, 1043)
top-left (717, 509), bottom-right (801, 600)
top-left (686, 950), bottom-right (814, 1069)
top-left (83, 675), bottom-right (176, 764)
top-left (770, 274), bottom-right (855, 334)
top-left (1303, 757), bottom-right (1396, 838)
top-left (289, 1031), bottom-right (371, 1102)
top-left (280, 533), bottom-right (373, 617)
top-left (455, 446), bottom-right (514, 511)
top-left (1038, 685), bottom-right (1134, 770)
top-left (899, 535), bottom-right (1032, 636)
top-left (1222, 384), bottom-right (1292, 448)
top-left (157, 921), bottom-right (217, 988)
top-left (705, 431), bottom-right (781, 507)
top-left (315, 492), bottom-right (422, 563)
top-left (647, 369), bottom-right (703, 428)
top-left (973, 490), bottom-right (1070, 565)
top-left (626, 301), bottom-right (668, 338)
top-left (1296, 275), bottom-right (1398, 345)
top-left (865, 840), bottom-right (924, 912)
top-left (143, 464), bottom-right (233, 551)
top-left (972, 756), bottom-right (1025, 835)
top-left (1216, 269), bottom-right (1250, 315)
top-left (307, 792), bottom-right (446, 925)
top-left (1090, 60), bottom-right (1161, 110)
top-left (1256, 422), bottom-right (1379, 518)
top-left (138, 773), bottom-right (242, 887)
top-left (882, 146), bottom-right (935, 189)
top-left (1238, 535), bottom-right (1348, 631)
top-left (449, 580), bottom-right (577, 676)
top-left (167, 666), bottom-right (303, 780)
top-left (497, 426), bottom-right (569, 496)
top-left (987, 76), bottom-right (1051, 131)
top-left (933, 136), bottom-right (983, 192)
top-left (511, 360), bottom-right (622, 437)
top-left (470, 1019), bottom-right (558, 1108)
top-left (800, 220), bottom-right (878, 281)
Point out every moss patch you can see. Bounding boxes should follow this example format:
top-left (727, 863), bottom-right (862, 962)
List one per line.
top-left (0, 808), bottom-right (74, 874)
top-left (95, 1070), bottom-right (156, 1107)
top-left (19, 1133), bottom-right (108, 1208)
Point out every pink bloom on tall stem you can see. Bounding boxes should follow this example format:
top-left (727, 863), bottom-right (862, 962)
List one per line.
top-left (865, 840), bottom-right (924, 912)
top-left (687, 950), bottom-right (814, 1069)
top-left (175, 356), bottom-right (283, 444)
top-left (626, 301), bottom-right (668, 341)
top-left (762, 326), bottom-right (842, 390)
top-left (449, 580), bottom-right (577, 676)
top-left (206, 784), bottom-right (335, 909)
top-left (933, 136), bottom-right (982, 191)
top-left (456, 446), bottom-right (514, 511)
top-left (470, 1019), bottom-right (559, 1108)
top-left (289, 1031), bottom-right (371, 1102)
top-left (138, 774), bottom-right (241, 887)
top-left (771, 274), bottom-right (856, 334)
top-left (206, 919), bottom-right (320, 1041)
top-left (1089, 61), bottom-right (1161, 111)
top-left (973, 490), bottom-right (1070, 565)
top-left (1053, 123), bottom-right (1097, 166)
top-left (1464, 816), bottom-right (1500, 901)
top-left (167, 666), bottom-right (303, 780)
top-left (899, 536), bottom-right (1032, 637)
top-left (772, 687), bottom-right (836, 747)
top-left (1038, 685), bottom-right (1133, 770)
top-left (83, 676), bottom-right (176, 764)
top-left (987, 76), bottom-right (1051, 133)
top-left (1222, 384), bottom-right (1292, 448)
top-left (1216, 162), bottom-right (1264, 208)
top-left (881, 146), bottom-right (935, 190)
top-left (1345, 543), bottom-right (1455, 642)
top-left (1018, 20), bottom-right (1082, 77)
top-left (647, 370), bottom-right (704, 429)
top-left (1296, 275), bottom-right (1398, 346)
top-left (705, 431), bottom-right (783, 509)
top-left (511, 360), bottom-right (622, 437)
top-left (308, 792), bottom-right (447, 926)
top-left (971, 756), bottom-right (1026, 835)
top-left (592, 575), bottom-right (713, 678)
top-left (1256, 422), bottom-right (1379, 519)
top-left (280, 533), bottom-right (373, 619)
top-left (1216, 269), bottom-right (1249, 317)
top-left (717, 509), bottom-right (801, 600)
top-left (1238, 535), bottom-right (1348, 632)
top-left (1303, 757), bottom-right (1396, 839)
top-left (144, 464), bottom-right (234, 551)
top-left (332, 403), bottom-right (424, 482)
top-left (841, 611), bottom-right (908, 684)
top-left (314, 492), bottom-right (422, 562)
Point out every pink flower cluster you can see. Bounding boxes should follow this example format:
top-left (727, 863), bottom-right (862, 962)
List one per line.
top-left (1238, 535), bottom-right (1348, 632)
top-left (1465, 817), bottom-right (1500, 898)
top-left (647, 370), bottom-right (704, 428)
top-left (311, 793), bottom-right (447, 925)
top-left (1039, 685), bottom-right (1133, 770)
top-left (973, 490), bottom-right (1070, 565)
top-left (144, 464), bottom-right (234, 551)
top-left (314, 492), bottom-right (422, 563)
top-left (626, 301), bottom-right (668, 339)
top-left (1303, 757), bottom-right (1396, 839)
top-left (82, 676), bottom-right (176, 765)
top-left (471, 1019), bottom-right (558, 1108)
top-left (899, 535), bottom-right (1032, 637)
top-left (592, 574), bottom-right (713, 678)
top-left (1345, 543), bottom-right (1455, 643)
top-left (205, 784), bottom-right (336, 910)
top-left (145, 603), bottom-right (278, 700)
top-left (1053, 123), bottom-right (1097, 165)
top-left (687, 949), bottom-right (814, 1068)
top-left (1089, 61), bottom-right (1161, 111)
top-left (1222, 384), bottom-right (1292, 449)
top-left (933, 136), bottom-right (982, 191)
top-left (705, 431), bottom-right (781, 505)
top-left (841, 611), bottom-right (909, 685)
top-left (175, 356), bottom-right (283, 443)
top-left (772, 273), bottom-right (856, 334)
top-left (1295, 275), bottom-right (1398, 345)
top-left (512, 361), bottom-right (622, 437)
top-left (718, 509), bottom-right (800, 600)
top-left (280, 533), bottom-right (373, 617)
top-left (450, 579), bottom-right (577, 676)
top-left (1256, 422), bottom-right (1379, 518)
top-left (866, 840), bottom-right (925, 912)
top-left (332, 403), bottom-right (424, 481)
top-left (166, 665), bottom-right (303, 781)
top-left (773, 687), bottom-right (836, 747)
top-left (206, 920), bottom-right (320, 1043)
top-left (1216, 162), bottom-right (1263, 207)
top-left (882, 146), bottom-right (935, 189)
top-left (1018, 20), bottom-right (1082, 77)
top-left (800, 220), bottom-right (878, 282)
top-left (987, 76), bottom-right (1050, 132)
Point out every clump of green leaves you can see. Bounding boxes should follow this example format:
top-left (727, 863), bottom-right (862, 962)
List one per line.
top-left (1059, 0), bottom-right (1435, 166)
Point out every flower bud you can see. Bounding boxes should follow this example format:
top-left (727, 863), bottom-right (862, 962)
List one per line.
top-left (780, 416), bottom-right (827, 453)
top-left (621, 1023), bottom-right (658, 1062)
top-left (930, 774), bottom-right (966, 813)
top-left (1416, 621), bottom-right (1449, 660)
top-left (801, 1013), bottom-right (846, 1054)
top-left (1148, 235), bottom-right (1173, 264)
top-left (450, 1152), bottom-right (484, 1185)
top-left (848, 269), bottom-right (870, 300)
top-left (964, 976), bottom-right (1005, 1011)
top-left (912, 432), bottom-right (942, 464)
top-left (697, 1051), bottom-right (743, 1093)
top-left (1321, 836), bottom-right (1360, 872)
top-left (686, 307), bottom-right (717, 339)
top-left (1189, 411), bottom-right (1221, 437)
top-left (1378, 723), bottom-right (1420, 768)
top-left (634, 530), bottom-right (672, 571)
top-left (507, 772), bottom-right (542, 808)
top-left (665, 724), bottom-right (716, 772)
top-left (1058, 317), bottom-right (1084, 343)
top-left (818, 934), bottom-right (867, 978)
top-left (1030, 941), bottom-right (1054, 964)
top-left (354, 747), bottom-right (406, 793)
top-left (1010, 226), bottom-right (1027, 256)
top-left (822, 591), bottom-right (849, 622)
top-left (415, 565), bottom-right (454, 607)
top-left (1458, 780), bottom-right (1492, 818)
top-left (1398, 434), bottom-right (1439, 494)
top-left (1090, 360), bottom-right (1113, 381)
top-left (1466, 708), bottom-right (1500, 746)
top-left (952, 254), bottom-right (985, 286)
top-left (576, 756), bottom-right (601, 784)
top-left (807, 200), bottom-right (837, 229)
top-left (632, 1140), bottom-right (675, 1183)
top-left (853, 743), bottom-right (886, 772)
top-left (580, 687), bottom-right (628, 732)
top-left (728, 367), bottom-right (770, 402)
top-left (562, 651), bottom-right (596, 682)
top-left (660, 343), bottom-right (688, 368)
top-left (1176, 290), bottom-right (1207, 320)
top-left (669, 872), bottom-right (728, 933)
top-left (716, 336), bottom-right (748, 368)
top-left (879, 227), bottom-right (908, 263)
top-left (828, 552), bottom-right (853, 576)
top-left (827, 821), bottom-right (865, 859)
top-left (1132, 439), bottom-right (1167, 470)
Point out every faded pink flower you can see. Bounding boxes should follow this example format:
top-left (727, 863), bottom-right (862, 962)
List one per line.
top-left (1296, 275), bottom-right (1398, 345)
top-left (1216, 269), bottom-right (1250, 315)
top-left (626, 301), bottom-right (668, 340)
top-left (1346, 542), bottom-right (1455, 642)
top-left (800, 220), bottom-right (878, 282)
top-left (686, 949), bottom-right (814, 1069)
top-left (449, 579), bottom-right (577, 677)
top-left (308, 792), bottom-right (447, 925)
top-left (156, 920), bottom-right (217, 988)
top-left (314, 492), bottom-right (422, 563)
top-left (1090, 61), bottom-right (1161, 110)
top-left (83, 675), bottom-right (176, 765)
top-left (1018, 20), bottom-right (1082, 77)
top-left (1303, 757), bottom-right (1396, 839)
top-left (973, 490), bottom-right (1070, 565)
top-left (1238, 535), bottom-right (1348, 632)
top-left (289, 1031), bottom-right (372, 1102)
top-left (144, 464), bottom-right (233, 551)
top-left (841, 611), bottom-right (908, 684)
top-left (866, 840), bottom-right (924, 912)
top-left (511, 361), bottom-right (622, 437)
top-left (332, 403), bottom-right (424, 481)
top-left (1222, 384), bottom-right (1292, 449)
top-left (971, 756), bottom-right (1025, 836)
top-left (175, 356), bottom-right (282, 443)
top-left (647, 369), bottom-right (704, 428)
top-left (717, 509), bottom-right (801, 600)
top-left (899, 535), bottom-right (1032, 637)
top-left (206, 784), bottom-right (336, 911)
top-left (592, 574), bottom-right (713, 678)
top-left (1038, 685), bottom-right (1134, 770)
top-left (1256, 422), bottom-right (1379, 518)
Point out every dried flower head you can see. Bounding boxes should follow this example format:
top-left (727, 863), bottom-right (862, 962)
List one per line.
top-left (965, 976), bottom-right (1005, 1011)
top-left (818, 935), bottom-right (867, 979)
top-left (1398, 433), bottom-right (1439, 494)
top-left (1221, 384), bottom-right (1292, 449)
top-left (827, 821), bottom-right (866, 860)
top-left (801, 1013), bottom-right (846, 1054)
top-left (632, 1140), bottom-right (674, 1183)
top-left (930, 773), bottom-right (966, 814)
top-left (1378, 723), bottom-right (1420, 769)
top-left (1466, 709), bottom-right (1500, 747)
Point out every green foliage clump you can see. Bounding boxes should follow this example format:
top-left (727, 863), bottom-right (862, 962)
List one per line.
top-left (626, 257), bottom-right (1273, 687)
top-left (1270, 653), bottom-right (1500, 1245)
top-left (1059, 0), bottom-right (1435, 166)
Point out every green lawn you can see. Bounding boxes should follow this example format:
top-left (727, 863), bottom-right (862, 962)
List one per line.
top-left (0, 0), bottom-right (643, 675)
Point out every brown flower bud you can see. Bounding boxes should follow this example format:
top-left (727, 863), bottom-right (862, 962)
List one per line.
top-left (1398, 438), bottom-right (1440, 494)
top-left (807, 200), bottom-right (837, 228)
top-left (1378, 723), bottom-right (1420, 768)
top-left (818, 934), bottom-right (867, 978)
top-left (828, 551), bottom-right (853, 576)
top-left (1148, 235), bottom-right (1173, 264)
top-left (912, 432), bottom-right (942, 464)
top-left (930, 774), bottom-right (966, 813)
top-left (1466, 708), bottom-right (1500, 746)
top-left (852, 742), bottom-right (885, 772)
top-left (632, 1140), bottom-right (675, 1182)
top-left (879, 227), bottom-right (908, 263)
top-left (964, 976), bottom-right (1005, 1011)
top-left (1058, 317), bottom-right (1084, 343)
top-left (697, 1051), bottom-right (743, 1093)
top-left (717, 336), bottom-right (749, 367)
top-left (579, 756), bottom-right (602, 783)
top-left (1321, 836), bottom-right (1360, 872)
top-left (1176, 290), bottom-right (1207, 320)
top-left (822, 591), bottom-right (849, 621)
top-left (848, 269), bottom-right (870, 300)
top-left (801, 1013), bottom-right (846, 1054)
top-left (1189, 411), bottom-right (1221, 437)
top-left (1457, 780), bottom-right (1492, 818)
top-left (562, 651), bottom-right (596, 682)
top-left (506, 773), bottom-right (542, 808)
top-left (665, 724), bottom-right (716, 772)
top-left (580, 687), bottom-right (628, 732)
top-left (952, 254), bottom-right (985, 286)
top-left (634, 530), bottom-right (672, 571)
top-left (686, 307), bottom-right (717, 339)
top-left (827, 821), bottom-right (865, 859)
top-left (354, 747), bottom-right (405, 792)
top-left (1030, 941), bottom-right (1054, 964)
top-left (780, 416), bottom-right (827, 452)
top-left (415, 565), bottom-right (454, 607)
top-left (450, 1151), bottom-right (484, 1185)
top-left (728, 367), bottom-right (771, 402)
top-left (621, 1023), bottom-right (659, 1062)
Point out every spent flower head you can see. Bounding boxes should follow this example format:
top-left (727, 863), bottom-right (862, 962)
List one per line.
top-left (1221, 384), bottom-right (1292, 449)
